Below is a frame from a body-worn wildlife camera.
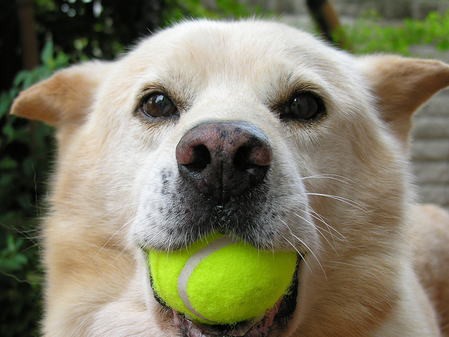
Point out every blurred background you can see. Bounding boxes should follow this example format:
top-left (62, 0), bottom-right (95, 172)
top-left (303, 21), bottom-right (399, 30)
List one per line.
top-left (0, 0), bottom-right (448, 335)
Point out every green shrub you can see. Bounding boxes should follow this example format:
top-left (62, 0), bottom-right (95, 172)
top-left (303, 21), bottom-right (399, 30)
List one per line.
top-left (340, 10), bottom-right (449, 54)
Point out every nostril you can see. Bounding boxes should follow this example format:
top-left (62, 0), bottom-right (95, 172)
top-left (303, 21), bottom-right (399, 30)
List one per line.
top-left (233, 143), bottom-right (272, 189)
top-left (233, 145), bottom-right (252, 171)
top-left (234, 142), bottom-right (272, 171)
top-left (184, 144), bottom-right (211, 172)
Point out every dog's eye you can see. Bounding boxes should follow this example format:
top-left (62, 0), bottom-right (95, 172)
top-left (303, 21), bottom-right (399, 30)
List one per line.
top-left (281, 92), bottom-right (325, 122)
top-left (140, 93), bottom-right (178, 119)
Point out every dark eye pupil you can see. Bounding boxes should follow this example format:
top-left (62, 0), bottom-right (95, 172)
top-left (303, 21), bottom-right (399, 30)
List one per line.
top-left (141, 93), bottom-right (177, 118)
top-left (292, 95), bottom-right (317, 117)
top-left (282, 92), bottom-right (323, 121)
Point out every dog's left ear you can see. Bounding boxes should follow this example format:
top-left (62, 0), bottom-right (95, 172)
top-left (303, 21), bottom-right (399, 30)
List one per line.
top-left (358, 55), bottom-right (449, 149)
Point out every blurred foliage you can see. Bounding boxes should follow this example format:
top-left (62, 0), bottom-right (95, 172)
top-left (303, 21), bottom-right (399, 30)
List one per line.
top-left (0, 1), bottom-right (260, 336)
top-left (34, 0), bottom-right (164, 61)
top-left (32, 0), bottom-right (261, 62)
top-left (339, 9), bottom-right (449, 54)
top-left (163, 0), bottom-right (261, 23)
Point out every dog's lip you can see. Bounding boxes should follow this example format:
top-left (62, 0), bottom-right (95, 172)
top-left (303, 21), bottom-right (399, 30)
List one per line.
top-left (167, 255), bottom-right (302, 337)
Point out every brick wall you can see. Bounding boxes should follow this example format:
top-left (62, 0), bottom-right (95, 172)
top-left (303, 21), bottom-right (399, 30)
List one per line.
top-left (411, 89), bottom-right (449, 210)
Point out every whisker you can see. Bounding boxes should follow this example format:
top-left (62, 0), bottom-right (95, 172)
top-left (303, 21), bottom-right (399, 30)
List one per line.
top-left (88, 210), bottom-right (141, 272)
top-left (280, 234), bottom-right (312, 274)
top-left (290, 211), bottom-right (336, 252)
top-left (306, 209), bottom-right (346, 241)
top-left (280, 219), bottom-right (326, 279)
top-left (306, 192), bottom-right (367, 212)
top-left (301, 173), bottom-right (354, 186)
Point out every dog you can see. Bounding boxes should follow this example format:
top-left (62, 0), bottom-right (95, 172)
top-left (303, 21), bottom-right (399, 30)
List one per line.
top-left (11, 20), bottom-right (449, 337)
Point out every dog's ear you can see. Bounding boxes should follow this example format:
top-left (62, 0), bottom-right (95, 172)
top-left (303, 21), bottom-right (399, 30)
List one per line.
top-left (10, 61), bottom-right (109, 127)
top-left (358, 55), bottom-right (449, 148)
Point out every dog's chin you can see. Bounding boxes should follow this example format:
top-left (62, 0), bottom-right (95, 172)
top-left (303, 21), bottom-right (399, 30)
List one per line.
top-left (153, 257), bottom-right (301, 337)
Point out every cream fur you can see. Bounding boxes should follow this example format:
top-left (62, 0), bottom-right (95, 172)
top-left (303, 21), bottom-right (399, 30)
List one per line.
top-left (10, 20), bottom-right (449, 337)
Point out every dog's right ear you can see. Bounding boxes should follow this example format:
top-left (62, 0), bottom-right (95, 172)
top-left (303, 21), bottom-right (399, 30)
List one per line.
top-left (357, 55), bottom-right (449, 149)
top-left (10, 61), bottom-right (109, 127)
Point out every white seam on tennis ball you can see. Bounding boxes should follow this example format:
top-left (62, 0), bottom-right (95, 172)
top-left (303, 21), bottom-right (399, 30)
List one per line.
top-left (178, 237), bottom-right (234, 323)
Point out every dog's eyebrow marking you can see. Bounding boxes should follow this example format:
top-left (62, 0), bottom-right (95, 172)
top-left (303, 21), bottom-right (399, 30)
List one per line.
top-left (266, 78), bottom-right (325, 111)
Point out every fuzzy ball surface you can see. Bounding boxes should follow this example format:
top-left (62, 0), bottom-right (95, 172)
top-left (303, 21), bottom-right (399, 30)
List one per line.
top-left (148, 235), bottom-right (297, 325)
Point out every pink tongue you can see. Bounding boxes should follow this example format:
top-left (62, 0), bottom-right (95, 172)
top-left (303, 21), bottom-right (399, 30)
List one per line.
top-left (173, 300), bottom-right (281, 337)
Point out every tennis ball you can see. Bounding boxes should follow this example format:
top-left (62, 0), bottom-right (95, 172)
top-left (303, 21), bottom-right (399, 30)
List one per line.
top-left (147, 234), bottom-right (297, 325)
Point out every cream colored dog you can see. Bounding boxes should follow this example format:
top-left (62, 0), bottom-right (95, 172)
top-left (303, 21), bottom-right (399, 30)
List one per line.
top-left (11, 20), bottom-right (449, 337)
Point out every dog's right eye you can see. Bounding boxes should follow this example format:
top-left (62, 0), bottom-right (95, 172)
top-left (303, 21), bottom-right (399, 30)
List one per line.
top-left (139, 93), bottom-right (178, 119)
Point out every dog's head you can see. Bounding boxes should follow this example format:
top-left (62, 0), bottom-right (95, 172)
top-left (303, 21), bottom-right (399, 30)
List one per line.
top-left (11, 20), bottom-right (449, 337)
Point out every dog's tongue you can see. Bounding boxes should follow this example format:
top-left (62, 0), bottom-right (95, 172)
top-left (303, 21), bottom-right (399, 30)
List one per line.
top-left (173, 300), bottom-right (281, 337)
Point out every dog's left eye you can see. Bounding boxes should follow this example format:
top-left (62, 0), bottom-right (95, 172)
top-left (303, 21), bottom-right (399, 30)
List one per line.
top-left (139, 93), bottom-right (178, 119)
top-left (280, 92), bottom-right (325, 122)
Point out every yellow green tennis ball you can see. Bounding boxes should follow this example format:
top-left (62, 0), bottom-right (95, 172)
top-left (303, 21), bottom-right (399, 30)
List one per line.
top-left (147, 234), bottom-right (297, 325)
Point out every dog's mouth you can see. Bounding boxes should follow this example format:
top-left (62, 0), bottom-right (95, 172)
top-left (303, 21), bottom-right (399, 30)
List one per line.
top-left (156, 258), bottom-right (301, 337)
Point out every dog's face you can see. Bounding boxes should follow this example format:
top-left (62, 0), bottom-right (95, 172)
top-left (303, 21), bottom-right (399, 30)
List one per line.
top-left (11, 20), bottom-right (449, 337)
top-left (95, 21), bottom-right (400, 252)
top-left (129, 21), bottom-right (338, 251)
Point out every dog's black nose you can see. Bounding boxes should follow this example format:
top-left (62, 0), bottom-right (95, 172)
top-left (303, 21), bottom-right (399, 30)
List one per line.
top-left (176, 121), bottom-right (272, 203)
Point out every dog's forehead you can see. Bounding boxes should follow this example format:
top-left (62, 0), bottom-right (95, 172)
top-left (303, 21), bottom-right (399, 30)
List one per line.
top-left (126, 20), bottom-right (348, 88)
top-left (139, 20), bottom-right (309, 59)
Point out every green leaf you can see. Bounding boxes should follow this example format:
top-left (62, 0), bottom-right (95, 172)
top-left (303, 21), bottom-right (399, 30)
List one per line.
top-left (0, 92), bottom-right (13, 117)
top-left (2, 123), bottom-right (15, 142)
top-left (41, 39), bottom-right (54, 67)
top-left (0, 157), bottom-right (18, 170)
top-left (12, 70), bottom-right (30, 87)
